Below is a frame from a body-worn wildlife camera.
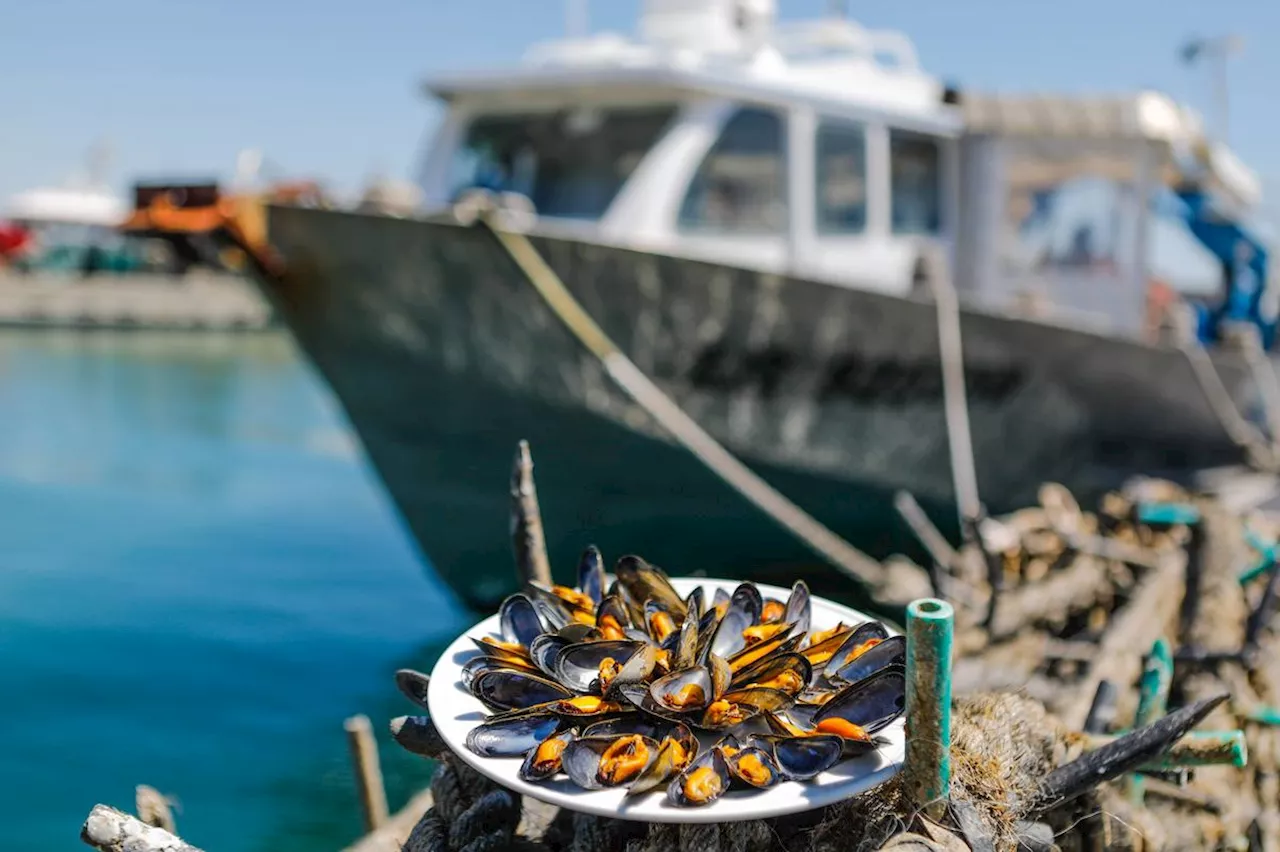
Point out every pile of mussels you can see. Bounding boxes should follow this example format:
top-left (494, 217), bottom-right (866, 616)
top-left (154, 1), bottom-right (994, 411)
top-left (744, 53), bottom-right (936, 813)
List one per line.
top-left (461, 551), bottom-right (907, 807)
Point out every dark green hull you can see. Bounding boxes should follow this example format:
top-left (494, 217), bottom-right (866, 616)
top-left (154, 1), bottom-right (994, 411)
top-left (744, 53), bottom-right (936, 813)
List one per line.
top-left (258, 207), bottom-right (1250, 610)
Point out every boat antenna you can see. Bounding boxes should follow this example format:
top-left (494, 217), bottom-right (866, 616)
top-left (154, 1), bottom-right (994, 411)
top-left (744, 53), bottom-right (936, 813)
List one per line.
top-left (564, 0), bottom-right (588, 37)
top-left (1180, 34), bottom-right (1243, 146)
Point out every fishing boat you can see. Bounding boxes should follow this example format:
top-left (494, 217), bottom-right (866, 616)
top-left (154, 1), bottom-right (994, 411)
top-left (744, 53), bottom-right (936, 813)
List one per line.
top-left (147, 0), bottom-right (1278, 608)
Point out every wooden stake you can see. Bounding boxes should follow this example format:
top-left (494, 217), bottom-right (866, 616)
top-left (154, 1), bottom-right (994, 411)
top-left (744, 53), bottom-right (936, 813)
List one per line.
top-left (510, 440), bottom-right (552, 587)
top-left (345, 714), bottom-right (389, 833)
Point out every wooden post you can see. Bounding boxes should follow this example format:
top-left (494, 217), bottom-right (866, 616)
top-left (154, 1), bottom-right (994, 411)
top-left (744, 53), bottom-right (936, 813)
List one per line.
top-left (345, 714), bottom-right (389, 833)
top-left (510, 440), bottom-right (553, 587)
top-left (134, 785), bottom-right (176, 834)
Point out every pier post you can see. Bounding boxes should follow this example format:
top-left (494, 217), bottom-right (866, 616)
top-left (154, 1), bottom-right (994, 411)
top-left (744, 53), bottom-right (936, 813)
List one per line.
top-left (904, 597), bottom-right (955, 818)
top-left (510, 440), bottom-right (553, 587)
top-left (345, 714), bottom-right (390, 832)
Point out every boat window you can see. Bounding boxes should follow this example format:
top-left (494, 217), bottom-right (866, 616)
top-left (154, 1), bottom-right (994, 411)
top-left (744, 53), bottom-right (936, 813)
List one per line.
top-left (815, 120), bottom-right (867, 234)
top-left (889, 129), bottom-right (942, 235)
top-left (678, 107), bottom-right (787, 235)
top-left (447, 105), bottom-right (677, 220)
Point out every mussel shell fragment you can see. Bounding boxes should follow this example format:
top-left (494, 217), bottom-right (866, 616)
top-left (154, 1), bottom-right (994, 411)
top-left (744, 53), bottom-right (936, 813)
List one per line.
top-left (667, 747), bottom-right (732, 807)
top-left (466, 713), bottom-right (560, 757)
top-left (472, 669), bottom-right (573, 712)
top-left (562, 734), bottom-right (660, 790)
top-left (519, 727), bottom-right (577, 781)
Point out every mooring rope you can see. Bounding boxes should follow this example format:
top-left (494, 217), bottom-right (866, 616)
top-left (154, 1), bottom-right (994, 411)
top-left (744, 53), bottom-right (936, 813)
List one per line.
top-left (467, 208), bottom-right (892, 593)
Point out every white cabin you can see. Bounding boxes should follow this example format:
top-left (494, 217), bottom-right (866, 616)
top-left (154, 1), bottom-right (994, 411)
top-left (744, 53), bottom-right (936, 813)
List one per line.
top-left (413, 0), bottom-right (1266, 330)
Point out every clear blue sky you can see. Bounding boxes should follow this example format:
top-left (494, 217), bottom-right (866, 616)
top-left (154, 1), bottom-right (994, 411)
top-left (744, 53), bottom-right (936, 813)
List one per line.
top-left (3, 0), bottom-right (1278, 213)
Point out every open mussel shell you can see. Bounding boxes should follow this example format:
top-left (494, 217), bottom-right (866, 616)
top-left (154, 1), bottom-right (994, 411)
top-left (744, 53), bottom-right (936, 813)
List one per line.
top-left (759, 734), bottom-right (844, 780)
top-left (472, 669), bottom-right (573, 712)
top-left (615, 556), bottom-right (686, 623)
top-left (667, 747), bottom-right (732, 807)
top-left (644, 599), bottom-right (681, 644)
top-left (727, 631), bottom-right (800, 674)
top-left (577, 546), bottom-right (606, 608)
top-left (461, 655), bottom-right (541, 691)
top-left (673, 608), bottom-right (700, 671)
top-left (731, 652), bottom-right (812, 696)
top-left (725, 745), bottom-right (783, 789)
top-left (684, 587), bottom-right (705, 621)
top-left (466, 713), bottom-right (560, 758)
top-left (650, 666), bottom-right (713, 713)
top-left (700, 687), bottom-right (794, 730)
top-left (562, 734), bottom-right (660, 790)
top-left (627, 723), bottom-right (698, 796)
top-left (529, 633), bottom-right (571, 678)
top-left (499, 593), bottom-right (545, 649)
top-left (812, 667), bottom-right (906, 735)
top-left (581, 717), bottom-right (667, 740)
top-left (556, 640), bottom-right (645, 694)
top-left (709, 583), bottom-right (764, 660)
top-left (519, 727), bottom-right (577, 781)
top-left (783, 581), bottom-right (812, 638)
top-left (828, 635), bottom-right (905, 686)
top-left (822, 621), bottom-right (890, 681)
top-left (595, 594), bottom-right (632, 641)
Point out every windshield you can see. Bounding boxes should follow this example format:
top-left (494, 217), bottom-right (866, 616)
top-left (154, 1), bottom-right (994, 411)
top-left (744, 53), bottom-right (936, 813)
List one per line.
top-left (448, 104), bottom-right (678, 220)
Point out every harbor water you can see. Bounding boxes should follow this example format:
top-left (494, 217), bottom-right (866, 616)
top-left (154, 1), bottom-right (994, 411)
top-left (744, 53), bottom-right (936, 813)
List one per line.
top-left (0, 330), bottom-right (470, 850)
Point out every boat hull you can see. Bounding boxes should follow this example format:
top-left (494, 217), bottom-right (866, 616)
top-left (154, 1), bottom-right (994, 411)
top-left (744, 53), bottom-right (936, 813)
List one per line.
top-left (261, 207), bottom-right (1251, 609)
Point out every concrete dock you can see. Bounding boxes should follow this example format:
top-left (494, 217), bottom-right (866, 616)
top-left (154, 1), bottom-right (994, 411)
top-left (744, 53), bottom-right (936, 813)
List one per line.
top-left (0, 272), bottom-right (273, 331)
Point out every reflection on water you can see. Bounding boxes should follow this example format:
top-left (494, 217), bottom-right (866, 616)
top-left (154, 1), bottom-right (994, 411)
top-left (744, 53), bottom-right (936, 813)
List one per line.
top-left (0, 330), bottom-right (468, 851)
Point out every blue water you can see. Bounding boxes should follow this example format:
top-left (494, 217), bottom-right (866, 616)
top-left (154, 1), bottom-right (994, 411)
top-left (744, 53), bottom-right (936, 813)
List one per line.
top-left (0, 330), bottom-right (470, 850)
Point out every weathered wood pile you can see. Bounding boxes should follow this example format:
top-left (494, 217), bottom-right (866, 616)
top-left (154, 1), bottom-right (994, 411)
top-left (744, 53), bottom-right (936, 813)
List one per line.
top-left (77, 453), bottom-right (1280, 852)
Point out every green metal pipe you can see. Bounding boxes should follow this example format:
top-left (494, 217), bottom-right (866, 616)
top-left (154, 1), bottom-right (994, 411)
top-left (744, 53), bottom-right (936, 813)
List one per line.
top-left (904, 597), bottom-right (954, 819)
top-left (1245, 706), bottom-right (1280, 727)
top-left (1136, 502), bottom-right (1201, 527)
top-left (1085, 730), bottom-right (1248, 769)
top-left (1239, 529), bottom-right (1277, 585)
top-left (1128, 638), bottom-right (1173, 804)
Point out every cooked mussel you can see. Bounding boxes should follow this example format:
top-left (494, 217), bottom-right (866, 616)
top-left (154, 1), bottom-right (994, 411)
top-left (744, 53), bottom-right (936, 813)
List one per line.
top-left (700, 687), bottom-right (794, 730)
top-left (615, 556), bottom-right (686, 623)
top-left (827, 635), bottom-right (905, 686)
top-left (812, 667), bottom-right (907, 736)
top-left (556, 640), bottom-right (647, 694)
top-left (595, 594), bottom-right (632, 642)
top-left (577, 546), bottom-right (607, 608)
top-left (562, 734), bottom-right (660, 789)
top-left (466, 713), bottom-right (560, 758)
top-left (667, 746), bottom-right (732, 807)
top-left (499, 593), bottom-right (545, 649)
top-left (519, 727), bottom-right (577, 781)
top-left (529, 633), bottom-right (570, 678)
top-left (761, 734), bottom-right (844, 780)
top-left (627, 722), bottom-right (698, 795)
top-left (725, 745), bottom-right (783, 789)
top-left (650, 666), bottom-right (713, 713)
top-left (822, 621), bottom-right (890, 681)
top-left (731, 652), bottom-right (812, 696)
top-left (783, 581), bottom-right (812, 638)
top-left (471, 669), bottom-right (573, 712)
top-left (709, 583), bottom-right (764, 660)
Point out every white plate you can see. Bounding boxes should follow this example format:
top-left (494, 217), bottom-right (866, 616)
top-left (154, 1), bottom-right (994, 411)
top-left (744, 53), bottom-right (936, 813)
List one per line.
top-left (428, 577), bottom-right (904, 823)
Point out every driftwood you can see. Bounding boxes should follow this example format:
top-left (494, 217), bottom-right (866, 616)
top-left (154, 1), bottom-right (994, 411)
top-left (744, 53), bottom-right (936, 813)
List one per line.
top-left (81, 805), bottom-right (202, 852)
